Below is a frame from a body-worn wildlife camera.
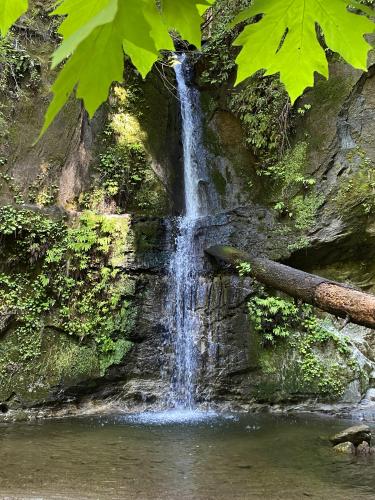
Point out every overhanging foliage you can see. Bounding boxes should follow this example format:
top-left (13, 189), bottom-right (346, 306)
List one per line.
top-left (0, 0), bottom-right (373, 135)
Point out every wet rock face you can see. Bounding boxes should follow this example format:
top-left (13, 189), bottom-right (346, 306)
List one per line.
top-left (195, 275), bottom-right (255, 403)
top-left (286, 65), bottom-right (375, 282)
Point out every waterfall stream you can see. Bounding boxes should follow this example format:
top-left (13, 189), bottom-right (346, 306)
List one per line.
top-left (166, 54), bottom-right (215, 410)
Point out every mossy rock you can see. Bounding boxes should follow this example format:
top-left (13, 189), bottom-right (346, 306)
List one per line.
top-left (0, 328), bottom-right (100, 404)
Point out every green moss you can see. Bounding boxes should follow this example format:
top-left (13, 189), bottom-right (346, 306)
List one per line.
top-left (99, 338), bottom-right (133, 376)
top-left (133, 219), bottom-right (161, 253)
top-left (310, 74), bottom-right (353, 109)
top-left (298, 69), bottom-right (360, 156)
top-left (211, 168), bottom-right (227, 196)
top-left (258, 350), bottom-right (278, 375)
top-left (108, 215), bottom-right (131, 267)
top-left (256, 141), bottom-right (323, 250)
top-left (334, 148), bottom-right (375, 217)
top-left (0, 327), bottom-right (102, 403)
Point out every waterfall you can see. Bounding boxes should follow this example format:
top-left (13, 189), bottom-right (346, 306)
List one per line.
top-left (166, 54), bottom-right (214, 409)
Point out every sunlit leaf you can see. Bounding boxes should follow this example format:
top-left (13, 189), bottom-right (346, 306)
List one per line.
top-left (0, 0), bottom-right (28, 36)
top-left (162, 0), bottom-right (214, 48)
top-left (52, 0), bottom-right (119, 67)
top-left (232, 0), bottom-right (375, 103)
top-left (40, 4), bottom-right (126, 137)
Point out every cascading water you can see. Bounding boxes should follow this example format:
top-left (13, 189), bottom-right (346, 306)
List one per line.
top-left (166, 54), bottom-right (215, 410)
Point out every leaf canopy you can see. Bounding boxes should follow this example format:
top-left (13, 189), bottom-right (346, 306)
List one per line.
top-left (0, 0), bottom-right (373, 135)
top-left (40, 0), bottom-right (213, 136)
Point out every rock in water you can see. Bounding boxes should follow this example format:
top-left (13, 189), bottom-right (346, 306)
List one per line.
top-left (356, 441), bottom-right (372, 456)
top-left (330, 425), bottom-right (371, 447)
top-left (333, 442), bottom-right (355, 454)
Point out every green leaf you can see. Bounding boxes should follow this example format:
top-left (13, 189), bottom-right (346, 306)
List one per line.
top-left (40, 3), bottom-right (127, 137)
top-left (197, 0), bottom-right (216, 16)
top-left (122, 0), bottom-right (173, 78)
top-left (41, 0), bottom-right (212, 136)
top-left (52, 0), bottom-right (119, 68)
top-left (143, 0), bottom-right (175, 53)
top-left (162, 0), bottom-right (214, 48)
top-left (0, 0), bottom-right (28, 36)
top-left (232, 0), bottom-right (375, 103)
top-left (349, 1), bottom-right (375, 17)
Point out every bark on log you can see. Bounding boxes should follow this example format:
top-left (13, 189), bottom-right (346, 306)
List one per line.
top-left (205, 245), bottom-right (375, 330)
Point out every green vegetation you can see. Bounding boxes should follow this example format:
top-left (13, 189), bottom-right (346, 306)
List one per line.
top-left (200, 0), bottom-right (289, 161)
top-left (256, 141), bottom-right (323, 250)
top-left (0, 0), bottom-right (373, 412)
top-left (229, 77), bottom-right (289, 160)
top-left (0, 33), bottom-right (41, 98)
top-left (231, 0), bottom-right (374, 103)
top-left (334, 148), bottom-right (375, 217)
top-left (237, 261), bottom-right (252, 277)
top-left (200, 0), bottom-right (250, 86)
top-left (0, 206), bottom-right (135, 394)
top-left (29, 166), bottom-right (59, 207)
top-left (80, 81), bottom-right (168, 215)
top-left (248, 291), bottom-right (359, 397)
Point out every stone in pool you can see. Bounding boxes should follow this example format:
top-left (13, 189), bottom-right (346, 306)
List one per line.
top-left (356, 441), bottom-right (375, 456)
top-left (333, 442), bottom-right (355, 454)
top-left (330, 425), bottom-right (371, 447)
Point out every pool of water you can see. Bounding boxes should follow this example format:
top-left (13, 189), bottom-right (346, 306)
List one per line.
top-left (1, 411), bottom-right (374, 499)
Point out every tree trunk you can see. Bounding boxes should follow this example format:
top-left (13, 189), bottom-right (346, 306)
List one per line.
top-left (205, 245), bottom-right (375, 330)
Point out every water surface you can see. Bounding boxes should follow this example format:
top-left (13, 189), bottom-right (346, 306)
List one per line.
top-left (1, 412), bottom-right (374, 499)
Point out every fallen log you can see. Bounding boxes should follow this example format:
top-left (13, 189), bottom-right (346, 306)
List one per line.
top-left (205, 245), bottom-right (375, 330)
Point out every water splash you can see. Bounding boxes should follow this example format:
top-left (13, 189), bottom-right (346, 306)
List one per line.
top-left (124, 409), bottom-right (223, 426)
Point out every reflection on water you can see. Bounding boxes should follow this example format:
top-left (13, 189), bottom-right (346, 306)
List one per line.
top-left (1, 412), bottom-right (375, 499)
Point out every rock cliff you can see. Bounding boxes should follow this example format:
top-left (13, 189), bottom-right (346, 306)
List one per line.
top-left (0, 3), bottom-right (375, 419)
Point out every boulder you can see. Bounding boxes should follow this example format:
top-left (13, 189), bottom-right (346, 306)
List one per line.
top-left (333, 442), bottom-right (355, 454)
top-left (330, 425), bottom-right (371, 447)
top-left (356, 441), bottom-right (373, 456)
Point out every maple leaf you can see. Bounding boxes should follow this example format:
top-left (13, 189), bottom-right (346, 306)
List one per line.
top-left (40, 0), bottom-right (213, 136)
top-left (0, 0), bottom-right (28, 36)
top-left (40, 2), bottom-right (126, 137)
top-left (232, 0), bottom-right (375, 103)
top-left (52, 0), bottom-right (119, 68)
top-left (162, 0), bottom-right (215, 49)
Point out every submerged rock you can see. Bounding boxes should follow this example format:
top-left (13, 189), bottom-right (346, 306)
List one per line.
top-left (333, 442), bottom-right (355, 454)
top-left (330, 425), bottom-right (371, 447)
